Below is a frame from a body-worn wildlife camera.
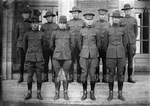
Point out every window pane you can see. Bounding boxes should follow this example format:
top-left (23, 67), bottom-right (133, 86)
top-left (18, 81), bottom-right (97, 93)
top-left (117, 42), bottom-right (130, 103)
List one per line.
top-left (136, 41), bottom-right (141, 53)
top-left (143, 41), bottom-right (149, 53)
top-left (143, 27), bottom-right (149, 40)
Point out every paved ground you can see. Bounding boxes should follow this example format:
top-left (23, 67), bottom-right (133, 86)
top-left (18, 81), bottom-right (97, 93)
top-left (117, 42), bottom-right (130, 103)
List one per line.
top-left (1, 72), bottom-right (150, 106)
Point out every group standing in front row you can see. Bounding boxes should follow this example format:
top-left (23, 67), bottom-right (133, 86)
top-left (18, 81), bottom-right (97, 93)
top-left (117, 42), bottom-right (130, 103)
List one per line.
top-left (15, 3), bottom-right (138, 101)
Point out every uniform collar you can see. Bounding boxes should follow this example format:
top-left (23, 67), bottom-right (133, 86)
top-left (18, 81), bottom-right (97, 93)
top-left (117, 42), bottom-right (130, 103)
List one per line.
top-left (32, 29), bottom-right (39, 32)
top-left (99, 19), bottom-right (106, 22)
top-left (125, 15), bottom-right (131, 18)
top-left (112, 23), bottom-right (120, 27)
top-left (24, 19), bottom-right (30, 22)
top-left (85, 24), bottom-right (94, 28)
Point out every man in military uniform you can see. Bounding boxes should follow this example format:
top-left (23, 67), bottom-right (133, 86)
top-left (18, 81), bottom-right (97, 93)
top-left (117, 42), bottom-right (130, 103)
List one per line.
top-left (120, 4), bottom-right (138, 83)
top-left (78, 13), bottom-right (100, 101)
top-left (68, 6), bottom-right (85, 83)
top-left (50, 16), bottom-right (75, 100)
top-left (41, 11), bottom-right (58, 82)
top-left (103, 10), bottom-right (128, 101)
top-left (15, 8), bottom-right (32, 83)
top-left (93, 8), bottom-right (111, 83)
top-left (23, 16), bottom-right (46, 100)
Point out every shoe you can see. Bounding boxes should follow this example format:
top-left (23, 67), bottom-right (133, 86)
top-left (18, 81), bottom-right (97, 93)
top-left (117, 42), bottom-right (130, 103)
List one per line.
top-left (25, 93), bottom-right (32, 100)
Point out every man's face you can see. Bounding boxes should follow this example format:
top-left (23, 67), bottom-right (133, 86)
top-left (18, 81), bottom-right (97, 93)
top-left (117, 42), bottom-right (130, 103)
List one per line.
top-left (99, 14), bottom-right (105, 20)
top-left (72, 11), bottom-right (79, 19)
top-left (124, 9), bottom-right (131, 16)
top-left (31, 22), bottom-right (39, 30)
top-left (59, 23), bottom-right (67, 29)
top-left (113, 17), bottom-right (120, 24)
top-left (22, 13), bottom-right (30, 19)
top-left (85, 19), bottom-right (93, 26)
top-left (46, 16), bottom-right (53, 22)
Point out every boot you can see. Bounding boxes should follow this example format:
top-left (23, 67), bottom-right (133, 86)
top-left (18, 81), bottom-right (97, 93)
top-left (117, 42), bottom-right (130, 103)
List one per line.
top-left (63, 80), bottom-right (69, 100)
top-left (107, 82), bottom-right (114, 101)
top-left (127, 68), bottom-right (135, 83)
top-left (52, 71), bottom-right (55, 83)
top-left (37, 83), bottom-right (43, 100)
top-left (25, 83), bottom-right (32, 100)
top-left (81, 81), bottom-right (87, 100)
top-left (102, 76), bottom-right (108, 83)
top-left (118, 81), bottom-right (125, 101)
top-left (18, 75), bottom-right (23, 83)
top-left (54, 81), bottom-right (61, 100)
top-left (90, 81), bottom-right (96, 101)
top-left (95, 67), bottom-right (100, 83)
top-left (69, 75), bottom-right (74, 83)
top-left (77, 67), bottom-right (81, 83)
top-left (42, 74), bottom-right (48, 82)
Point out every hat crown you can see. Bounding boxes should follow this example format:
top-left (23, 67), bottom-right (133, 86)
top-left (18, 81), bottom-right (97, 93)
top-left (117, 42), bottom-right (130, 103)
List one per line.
top-left (72, 6), bottom-right (80, 11)
top-left (46, 11), bottom-right (53, 15)
top-left (112, 10), bottom-right (120, 17)
top-left (59, 16), bottom-right (67, 23)
top-left (124, 4), bottom-right (131, 8)
top-left (22, 8), bottom-right (32, 13)
top-left (30, 16), bottom-right (40, 22)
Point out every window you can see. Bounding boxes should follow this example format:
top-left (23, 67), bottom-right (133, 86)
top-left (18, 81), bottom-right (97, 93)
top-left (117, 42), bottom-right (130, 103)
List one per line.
top-left (135, 10), bottom-right (149, 54)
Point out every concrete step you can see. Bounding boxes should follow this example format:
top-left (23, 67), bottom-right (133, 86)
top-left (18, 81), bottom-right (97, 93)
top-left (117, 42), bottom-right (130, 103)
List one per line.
top-left (2, 74), bottom-right (150, 106)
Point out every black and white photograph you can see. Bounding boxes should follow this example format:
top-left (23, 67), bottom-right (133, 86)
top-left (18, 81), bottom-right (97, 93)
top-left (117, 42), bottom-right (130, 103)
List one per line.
top-left (0, 0), bottom-right (150, 106)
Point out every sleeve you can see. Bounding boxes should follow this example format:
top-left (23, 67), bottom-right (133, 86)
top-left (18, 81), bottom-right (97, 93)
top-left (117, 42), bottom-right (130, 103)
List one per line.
top-left (103, 29), bottom-right (109, 52)
top-left (69, 32), bottom-right (75, 51)
top-left (40, 25), bottom-right (44, 32)
top-left (77, 31), bottom-right (82, 51)
top-left (15, 23), bottom-right (19, 41)
top-left (123, 29), bottom-right (128, 56)
top-left (134, 18), bottom-right (138, 38)
top-left (42, 33), bottom-right (47, 52)
top-left (49, 31), bottom-right (56, 51)
top-left (96, 30), bottom-right (102, 50)
top-left (23, 33), bottom-right (28, 53)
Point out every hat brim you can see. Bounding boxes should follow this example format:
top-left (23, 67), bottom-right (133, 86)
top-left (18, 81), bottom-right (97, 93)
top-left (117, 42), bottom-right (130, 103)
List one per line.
top-left (98, 9), bottom-right (108, 12)
top-left (21, 11), bottom-right (32, 14)
top-left (111, 16), bottom-right (124, 18)
top-left (44, 14), bottom-right (56, 18)
top-left (121, 7), bottom-right (133, 10)
top-left (83, 13), bottom-right (95, 16)
top-left (29, 21), bottom-right (41, 23)
top-left (69, 10), bottom-right (82, 13)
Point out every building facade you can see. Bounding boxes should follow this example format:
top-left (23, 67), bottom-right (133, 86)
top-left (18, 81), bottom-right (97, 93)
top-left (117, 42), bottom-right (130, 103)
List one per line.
top-left (2, 0), bottom-right (150, 80)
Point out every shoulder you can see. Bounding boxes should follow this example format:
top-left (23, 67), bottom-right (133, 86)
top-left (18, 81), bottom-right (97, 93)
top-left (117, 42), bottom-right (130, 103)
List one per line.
top-left (51, 22), bottom-right (59, 29)
top-left (41, 23), bottom-right (48, 29)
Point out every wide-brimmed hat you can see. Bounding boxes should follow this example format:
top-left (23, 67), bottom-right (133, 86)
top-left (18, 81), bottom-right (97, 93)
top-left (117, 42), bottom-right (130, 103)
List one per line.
top-left (83, 13), bottom-right (95, 17)
top-left (21, 8), bottom-right (32, 14)
top-left (121, 4), bottom-right (133, 10)
top-left (30, 16), bottom-right (41, 23)
top-left (111, 10), bottom-right (123, 18)
top-left (69, 6), bottom-right (82, 13)
top-left (83, 13), bottom-right (95, 20)
top-left (59, 15), bottom-right (67, 23)
top-left (44, 11), bottom-right (55, 18)
top-left (98, 8), bottom-right (108, 15)
top-left (98, 8), bottom-right (108, 12)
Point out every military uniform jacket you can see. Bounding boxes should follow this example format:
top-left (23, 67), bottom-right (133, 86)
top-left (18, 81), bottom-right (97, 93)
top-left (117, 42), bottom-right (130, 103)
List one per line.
top-left (50, 29), bottom-right (75, 60)
top-left (93, 20), bottom-right (111, 49)
top-left (120, 15), bottom-right (138, 44)
top-left (23, 30), bottom-right (46, 62)
top-left (78, 26), bottom-right (100, 58)
top-left (15, 20), bottom-right (31, 48)
top-left (103, 24), bottom-right (128, 59)
top-left (67, 18), bottom-right (85, 45)
top-left (40, 22), bottom-right (58, 48)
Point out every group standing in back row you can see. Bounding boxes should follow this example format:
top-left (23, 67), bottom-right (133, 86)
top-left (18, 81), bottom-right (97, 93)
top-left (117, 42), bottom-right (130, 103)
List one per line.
top-left (15, 3), bottom-right (137, 101)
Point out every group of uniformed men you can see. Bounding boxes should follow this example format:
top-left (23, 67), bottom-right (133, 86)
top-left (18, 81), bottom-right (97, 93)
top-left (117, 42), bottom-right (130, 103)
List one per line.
top-left (15, 3), bottom-right (137, 101)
